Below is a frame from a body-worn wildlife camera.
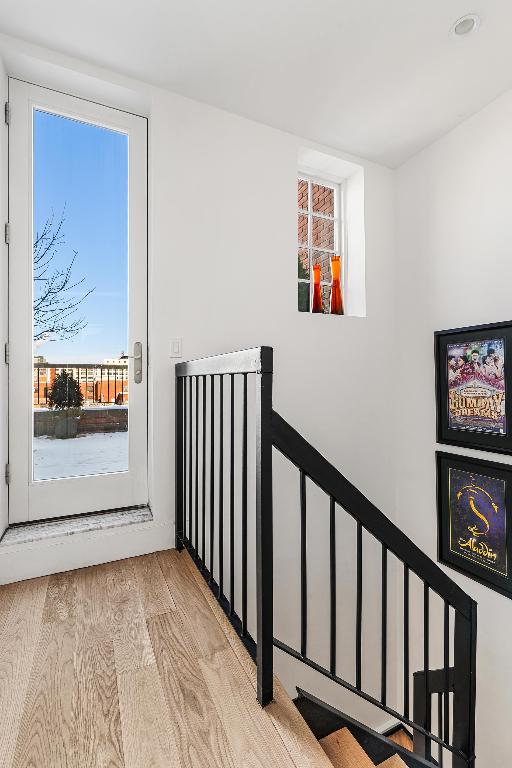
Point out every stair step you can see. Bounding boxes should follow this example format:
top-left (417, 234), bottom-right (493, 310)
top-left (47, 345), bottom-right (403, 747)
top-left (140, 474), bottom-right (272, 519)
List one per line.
top-left (387, 729), bottom-right (413, 752)
top-left (378, 756), bottom-right (408, 768)
top-left (320, 727), bottom-right (375, 768)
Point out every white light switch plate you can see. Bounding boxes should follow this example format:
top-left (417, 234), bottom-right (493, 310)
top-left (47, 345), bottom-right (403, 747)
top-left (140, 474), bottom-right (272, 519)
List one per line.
top-left (170, 338), bottom-right (182, 358)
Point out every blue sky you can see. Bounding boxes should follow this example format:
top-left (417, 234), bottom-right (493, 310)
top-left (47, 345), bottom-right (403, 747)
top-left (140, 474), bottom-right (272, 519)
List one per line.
top-left (33, 109), bottom-right (128, 363)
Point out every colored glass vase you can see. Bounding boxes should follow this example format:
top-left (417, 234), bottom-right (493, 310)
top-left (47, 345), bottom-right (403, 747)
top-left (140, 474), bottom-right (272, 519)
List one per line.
top-left (311, 264), bottom-right (323, 313)
top-left (330, 255), bottom-right (344, 315)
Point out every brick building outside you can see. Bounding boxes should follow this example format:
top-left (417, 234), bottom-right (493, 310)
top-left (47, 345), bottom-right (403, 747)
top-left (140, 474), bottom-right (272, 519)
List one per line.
top-left (33, 357), bottom-right (129, 407)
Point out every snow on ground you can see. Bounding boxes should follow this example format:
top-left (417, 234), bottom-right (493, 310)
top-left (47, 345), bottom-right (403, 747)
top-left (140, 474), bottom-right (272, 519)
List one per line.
top-left (33, 431), bottom-right (128, 480)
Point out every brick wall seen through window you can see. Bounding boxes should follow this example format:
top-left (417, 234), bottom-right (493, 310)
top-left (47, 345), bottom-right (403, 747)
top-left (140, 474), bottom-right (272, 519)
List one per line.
top-left (298, 176), bottom-right (343, 314)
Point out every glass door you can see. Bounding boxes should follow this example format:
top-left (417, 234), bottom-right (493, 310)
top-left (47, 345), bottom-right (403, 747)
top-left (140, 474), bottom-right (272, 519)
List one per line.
top-left (8, 80), bottom-right (148, 522)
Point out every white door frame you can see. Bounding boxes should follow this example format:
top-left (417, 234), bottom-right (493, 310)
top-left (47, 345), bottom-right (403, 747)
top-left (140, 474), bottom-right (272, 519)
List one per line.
top-left (8, 79), bottom-right (148, 523)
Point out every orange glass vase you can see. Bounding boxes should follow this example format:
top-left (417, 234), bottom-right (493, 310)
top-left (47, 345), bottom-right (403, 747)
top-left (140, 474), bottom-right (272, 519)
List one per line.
top-left (330, 255), bottom-right (344, 315)
top-left (311, 264), bottom-right (323, 313)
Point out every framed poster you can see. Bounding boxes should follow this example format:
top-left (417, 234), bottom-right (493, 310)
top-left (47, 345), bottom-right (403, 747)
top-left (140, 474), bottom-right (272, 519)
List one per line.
top-left (435, 320), bottom-right (512, 454)
top-left (437, 452), bottom-right (512, 599)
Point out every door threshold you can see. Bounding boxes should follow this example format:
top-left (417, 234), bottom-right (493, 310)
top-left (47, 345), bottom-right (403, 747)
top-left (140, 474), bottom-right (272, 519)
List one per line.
top-left (0, 506), bottom-right (152, 547)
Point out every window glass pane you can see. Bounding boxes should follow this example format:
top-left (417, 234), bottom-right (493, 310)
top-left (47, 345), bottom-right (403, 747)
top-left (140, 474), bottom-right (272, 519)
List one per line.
top-left (312, 250), bottom-right (332, 283)
top-left (298, 281), bottom-right (310, 313)
top-left (33, 109), bottom-right (129, 480)
top-left (298, 248), bottom-right (309, 279)
top-left (312, 183), bottom-right (335, 216)
top-left (298, 178), bottom-right (309, 211)
top-left (298, 213), bottom-right (308, 246)
top-left (312, 216), bottom-right (335, 250)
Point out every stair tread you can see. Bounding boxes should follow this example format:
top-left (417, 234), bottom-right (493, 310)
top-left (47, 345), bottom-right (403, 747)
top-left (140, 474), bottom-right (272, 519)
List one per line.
top-left (379, 756), bottom-right (408, 768)
top-left (320, 727), bottom-right (375, 768)
top-left (387, 729), bottom-right (413, 752)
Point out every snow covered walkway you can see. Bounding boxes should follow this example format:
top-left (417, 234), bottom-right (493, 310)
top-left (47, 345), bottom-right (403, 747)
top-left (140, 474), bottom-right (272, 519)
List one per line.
top-left (33, 431), bottom-right (128, 480)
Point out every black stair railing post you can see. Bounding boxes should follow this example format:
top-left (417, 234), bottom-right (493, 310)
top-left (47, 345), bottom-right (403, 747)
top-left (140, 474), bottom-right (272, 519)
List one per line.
top-left (175, 374), bottom-right (184, 550)
top-left (255, 346), bottom-right (274, 706)
top-left (413, 671), bottom-right (428, 759)
top-left (453, 604), bottom-right (477, 768)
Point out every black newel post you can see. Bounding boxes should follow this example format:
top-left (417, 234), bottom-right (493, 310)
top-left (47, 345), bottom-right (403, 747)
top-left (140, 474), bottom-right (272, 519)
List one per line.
top-left (255, 346), bottom-right (274, 706)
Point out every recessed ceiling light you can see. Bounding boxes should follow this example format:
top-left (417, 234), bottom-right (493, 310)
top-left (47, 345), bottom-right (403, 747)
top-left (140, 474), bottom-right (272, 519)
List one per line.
top-left (451, 14), bottom-right (480, 36)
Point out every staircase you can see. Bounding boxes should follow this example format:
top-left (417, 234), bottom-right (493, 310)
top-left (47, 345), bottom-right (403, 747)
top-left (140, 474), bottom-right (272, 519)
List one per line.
top-left (321, 728), bottom-right (406, 768)
top-left (174, 347), bottom-right (477, 768)
top-left (294, 690), bottom-right (418, 768)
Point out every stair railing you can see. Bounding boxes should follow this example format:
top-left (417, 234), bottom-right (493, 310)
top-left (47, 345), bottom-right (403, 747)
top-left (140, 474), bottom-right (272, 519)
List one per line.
top-left (413, 667), bottom-right (455, 765)
top-left (175, 346), bottom-right (274, 704)
top-left (175, 347), bottom-right (476, 767)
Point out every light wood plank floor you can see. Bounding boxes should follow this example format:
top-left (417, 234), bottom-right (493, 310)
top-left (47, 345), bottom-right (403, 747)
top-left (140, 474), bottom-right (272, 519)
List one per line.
top-left (0, 549), bottom-right (332, 768)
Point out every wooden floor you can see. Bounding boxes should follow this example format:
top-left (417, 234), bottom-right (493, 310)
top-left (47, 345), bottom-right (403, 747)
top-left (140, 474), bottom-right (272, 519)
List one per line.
top-left (0, 548), bottom-right (333, 768)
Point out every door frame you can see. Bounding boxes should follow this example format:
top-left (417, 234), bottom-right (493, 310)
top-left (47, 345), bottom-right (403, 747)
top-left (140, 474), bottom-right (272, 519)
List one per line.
top-left (7, 78), bottom-right (149, 523)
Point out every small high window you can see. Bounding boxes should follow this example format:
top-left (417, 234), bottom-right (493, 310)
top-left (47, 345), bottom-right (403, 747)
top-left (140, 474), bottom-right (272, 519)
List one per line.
top-left (297, 176), bottom-right (344, 314)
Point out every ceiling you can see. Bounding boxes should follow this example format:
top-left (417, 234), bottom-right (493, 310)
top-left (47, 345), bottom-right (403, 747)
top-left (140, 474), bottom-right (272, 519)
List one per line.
top-left (0, 0), bottom-right (511, 167)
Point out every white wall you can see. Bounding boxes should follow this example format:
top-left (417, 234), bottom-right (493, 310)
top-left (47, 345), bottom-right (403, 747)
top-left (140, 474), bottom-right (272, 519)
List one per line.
top-left (396, 89), bottom-right (512, 768)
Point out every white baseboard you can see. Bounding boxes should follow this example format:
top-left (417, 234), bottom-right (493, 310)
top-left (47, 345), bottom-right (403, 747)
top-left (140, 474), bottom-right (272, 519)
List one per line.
top-left (0, 519), bottom-right (174, 584)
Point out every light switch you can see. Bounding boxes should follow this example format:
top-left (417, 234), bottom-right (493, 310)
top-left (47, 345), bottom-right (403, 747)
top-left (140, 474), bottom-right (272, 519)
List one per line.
top-left (170, 338), bottom-right (182, 358)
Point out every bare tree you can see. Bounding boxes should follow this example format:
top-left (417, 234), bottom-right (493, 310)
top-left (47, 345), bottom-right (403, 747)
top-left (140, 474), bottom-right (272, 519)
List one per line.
top-left (33, 210), bottom-right (95, 342)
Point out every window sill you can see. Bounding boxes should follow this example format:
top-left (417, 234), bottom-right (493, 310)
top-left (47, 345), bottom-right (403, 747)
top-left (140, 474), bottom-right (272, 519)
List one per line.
top-left (0, 506), bottom-right (152, 547)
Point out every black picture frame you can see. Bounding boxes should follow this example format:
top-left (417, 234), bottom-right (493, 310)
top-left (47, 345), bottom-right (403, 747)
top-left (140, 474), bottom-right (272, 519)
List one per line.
top-left (435, 320), bottom-right (512, 455)
top-left (437, 451), bottom-right (512, 599)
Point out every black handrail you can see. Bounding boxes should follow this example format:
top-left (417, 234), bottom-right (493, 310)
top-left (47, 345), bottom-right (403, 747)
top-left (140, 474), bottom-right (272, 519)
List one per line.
top-left (175, 347), bottom-right (477, 767)
top-left (271, 411), bottom-right (473, 618)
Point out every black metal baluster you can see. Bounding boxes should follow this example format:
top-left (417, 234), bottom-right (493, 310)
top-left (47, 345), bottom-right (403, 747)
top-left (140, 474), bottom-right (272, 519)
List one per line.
top-left (210, 375), bottom-right (215, 583)
top-left (453, 605), bottom-right (477, 768)
top-left (189, 376), bottom-right (193, 545)
top-left (229, 374), bottom-right (235, 617)
top-left (438, 693), bottom-right (444, 768)
top-left (381, 544), bottom-right (387, 706)
top-left (241, 372), bottom-right (248, 636)
top-left (37, 367), bottom-right (40, 405)
top-left (218, 375), bottom-right (224, 598)
top-left (404, 564), bottom-right (410, 719)
top-left (424, 582), bottom-right (431, 760)
top-left (195, 377), bottom-right (199, 557)
top-left (443, 600), bottom-right (450, 745)
top-left (329, 496), bottom-right (336, 676)
top-left (300, 470), bottom-right (307, 658)
top-left (175, 376), bottom-right (184, 550)
top-left (356, 521), bottom-right (362, 690)
top-left (202, 375), bottom-right (207, 566)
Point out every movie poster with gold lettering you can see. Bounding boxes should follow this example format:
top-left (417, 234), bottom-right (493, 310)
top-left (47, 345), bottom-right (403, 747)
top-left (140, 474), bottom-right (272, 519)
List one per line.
top-left (438, 452), bottom-right (512, 599)
top-left (436, 322), bottom-right (512, 455)
top-left (447, 339), bottom-right (505, 434)
top-left (448, 466), bottom-right (507, 577)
